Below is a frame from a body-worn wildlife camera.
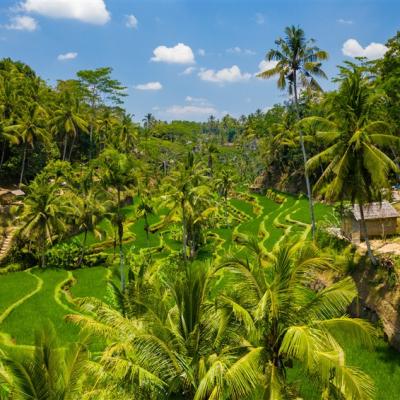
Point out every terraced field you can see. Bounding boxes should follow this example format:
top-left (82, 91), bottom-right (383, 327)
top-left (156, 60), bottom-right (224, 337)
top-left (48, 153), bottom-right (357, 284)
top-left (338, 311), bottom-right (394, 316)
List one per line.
top-left (1, 192), bottom-right (400, 398)
top-left (0, 192), bottom-right (322, 345)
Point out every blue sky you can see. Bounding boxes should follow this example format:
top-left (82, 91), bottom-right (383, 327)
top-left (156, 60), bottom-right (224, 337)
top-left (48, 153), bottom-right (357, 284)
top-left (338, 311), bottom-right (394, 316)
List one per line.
top-left (0, 0), bottom-right (398, 122)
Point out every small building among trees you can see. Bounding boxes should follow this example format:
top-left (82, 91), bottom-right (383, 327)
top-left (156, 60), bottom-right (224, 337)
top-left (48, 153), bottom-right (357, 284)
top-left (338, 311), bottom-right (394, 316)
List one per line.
top-left (342, 201), bottom-right (399, 242)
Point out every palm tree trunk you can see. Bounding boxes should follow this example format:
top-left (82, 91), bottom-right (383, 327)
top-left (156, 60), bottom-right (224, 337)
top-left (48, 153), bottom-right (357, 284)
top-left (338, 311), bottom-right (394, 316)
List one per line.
top-left (182, 200), bottom-right (187, 263)
top-left (358, 203), bottom-right (377, 265)
top-left (293, 75), bottom-right (316, 239)
top-left (68, 135), bottom-right (76, 161)
top-left (62, 135), bottom-right (68, 161)
top-left (144, 214), bottom-right (149, 244)
top-left (0, 140), bottom-right (6, 169)
top-left (19, 142), bottom-right (28, 187)
top-left (117, 189), bottom-right (125, 290)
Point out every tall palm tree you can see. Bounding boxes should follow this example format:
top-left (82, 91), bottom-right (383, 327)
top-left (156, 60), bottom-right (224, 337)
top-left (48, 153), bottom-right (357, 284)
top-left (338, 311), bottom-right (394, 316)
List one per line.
top-left (5, 103), bottom-right (49, 186)
top-left (257, 25), bottom-right (328, 239)
top-left (214, 169), bottom-right (234, 225)
top-left (0, 121), bottom-right (19, 169)
top-left (159, 153), bottom-right (217, 260)
top-left (217, 238), bottom-right (375, 399)
top-left (305, 64), bottom-right (400, 264)
top-left (51, 96), bottom-right (88, 161)
top-left (16, 174), bottom-right (72, 268)
top-left (0, 325), bottom-right (90, 399)
top-left (97, 148), bottom-right (137, 289)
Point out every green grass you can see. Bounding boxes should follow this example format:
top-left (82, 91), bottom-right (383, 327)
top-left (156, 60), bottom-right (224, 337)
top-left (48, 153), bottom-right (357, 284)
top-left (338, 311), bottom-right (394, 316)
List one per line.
top-left (0, 271), bottom-right (38, 316)
top-left (71, 267), bottom-right (110, 302)
top-left (0, 269), bottom-right (79, 344)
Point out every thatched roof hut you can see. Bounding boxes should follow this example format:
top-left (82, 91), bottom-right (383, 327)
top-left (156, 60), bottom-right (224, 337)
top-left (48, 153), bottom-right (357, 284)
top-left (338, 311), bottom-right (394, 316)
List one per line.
top-left (342, 201), bottom-right (399, 242)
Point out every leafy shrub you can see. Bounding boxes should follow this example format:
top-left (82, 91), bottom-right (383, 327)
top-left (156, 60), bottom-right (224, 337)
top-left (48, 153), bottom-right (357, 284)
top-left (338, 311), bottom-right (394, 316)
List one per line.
top-left (46, 240), bottom-right (107, 270)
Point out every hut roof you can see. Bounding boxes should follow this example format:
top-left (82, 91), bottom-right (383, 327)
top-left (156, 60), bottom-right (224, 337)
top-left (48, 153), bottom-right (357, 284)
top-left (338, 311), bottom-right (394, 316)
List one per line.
top-left (10, 189), bottom-right (25, 196)
top-left (351, 201), bottom-right (399, 221)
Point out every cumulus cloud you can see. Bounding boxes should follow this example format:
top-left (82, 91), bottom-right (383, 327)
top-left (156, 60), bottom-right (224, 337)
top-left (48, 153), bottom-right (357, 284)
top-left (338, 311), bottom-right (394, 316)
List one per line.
top-left (198, 48), bottom-right (206, 56)
top-left (255, 13), bottom-right (265, 25)
top-left (57, 52), bottom-right (77, 61)
top-left (337, 18), bottom-right (353, 24)
top-left (257, 59), bottom-right (278, 75)
top-left (126, 14), bottom-right (138, 29)
top-left (181, 66), bottom-right (196, 75)
top-left (21, 0), bottom-right (110, 25)
top-left (226, 47), bottom-right (256, 55)
top-left (342, 38), bottom-right (388, 60)
top-left (198, 65), bottom-right (251, 84)
top-left (134, 81), bottom-right (162, 91)
top-left (5, 15), bottom-right (37, 31)
top-left (151, 43), bottom-right (195, 64)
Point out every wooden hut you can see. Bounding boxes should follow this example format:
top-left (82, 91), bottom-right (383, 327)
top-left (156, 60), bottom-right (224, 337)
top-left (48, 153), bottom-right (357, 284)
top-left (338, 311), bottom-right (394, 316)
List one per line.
top-left (342, 201), bottom-right (399, 242)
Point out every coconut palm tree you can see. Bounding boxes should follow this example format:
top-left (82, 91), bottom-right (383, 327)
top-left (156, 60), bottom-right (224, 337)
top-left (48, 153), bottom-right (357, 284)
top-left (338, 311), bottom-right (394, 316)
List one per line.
top-left (5, 103), bottom-right (49, 186)
top-left (304, 64), bottom-right (400, 265)
top-left (159, 153), bottom-right (217, 260)
top-left (0, 325), bottom-right (90, 399)
top-left (217, 238), bottom-right (375, 399)
top-left (16, 174), bottom-right (73, 268)
top-left (68, 262), bottom-right (260, 400)
top-left (97, 148), bottom-right (137, 289)
top-left (257, 25), bottom-right (329, 239)
top-left (0, 121), bottom-right (19, 169)
top-left (136, 194), bottom-right (154, 244)
top-left (51, 96), bottom-right (88, 161)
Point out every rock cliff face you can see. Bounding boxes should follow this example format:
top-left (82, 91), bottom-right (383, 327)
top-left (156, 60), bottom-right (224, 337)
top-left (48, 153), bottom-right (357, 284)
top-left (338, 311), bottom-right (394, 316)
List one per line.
top-left (352, 266), bottom-right (400, 350)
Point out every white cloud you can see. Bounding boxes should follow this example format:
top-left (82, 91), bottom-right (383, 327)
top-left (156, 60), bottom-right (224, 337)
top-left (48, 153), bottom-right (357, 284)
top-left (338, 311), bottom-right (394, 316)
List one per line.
top-left (198, 48), bottom-right (206, 56)
top-left (255, 13), bottom-right (265, 25)
top-left (257, 59), bottom-right (278, 75)
top-left (185, 96), bottom-right (210, 106)
top-left (21, 0), bottom-right (110, 25)
top-left (337, 18), bottom-right (353, 25)
top-left (57, 52), bottom-right (78, 61)
top-left (198, 65), bottom-right (251, 84)
top-left (5, 15), bottom-right (37, 31)
top-left (166, 105), bottom-right (217, 117)
top-left (226, 47), bottom-right (256, 55)
top-left (134, 81), bottom-right (162, 91)
top-left (126, 14), bottom-right (138, 29)
top-left (181, 66), bottom-right (196, 75)
top-left (151, 43), bottom-right (195, 64)
top-left (342, 38), bottom-right (388, 60)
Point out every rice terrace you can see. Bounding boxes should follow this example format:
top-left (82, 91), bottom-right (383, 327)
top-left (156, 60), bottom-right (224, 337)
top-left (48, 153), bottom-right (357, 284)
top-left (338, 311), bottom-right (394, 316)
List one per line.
top-left (1, 0), bottom-right (400, 399)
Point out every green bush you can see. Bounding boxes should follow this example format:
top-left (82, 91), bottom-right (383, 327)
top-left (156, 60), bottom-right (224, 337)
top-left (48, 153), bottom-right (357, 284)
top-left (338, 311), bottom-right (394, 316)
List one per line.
top-left (46, 240), bottom-right (107, 270)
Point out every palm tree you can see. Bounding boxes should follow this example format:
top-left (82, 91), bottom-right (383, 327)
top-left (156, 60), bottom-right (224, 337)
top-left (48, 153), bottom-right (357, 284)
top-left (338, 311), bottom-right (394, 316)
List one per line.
top-left (257, 25), bottom-right (328, 239)
top-left (68, 262), bottom-right (260, 399)
top-left (16, 174), bottom-right (72, 268)
top-left (75, 186), bottom-right (108, 264)
top-left (0, 121), bottom-right (19, 169)
top-left (217, 238), bottom-right (375, 399)
top-left (305, 64), bottom-right (400, 264)
top-left (0, 325), bottom-right (90, 399)
top-left (136, 194), bottom-right (154, 244)
top-left (159, 153), bottom-right (217, 260)
top-left (214, 169), bottom-right (234, 225)
top-left (51, 95), bottom-right (88, 161)
top-left (206, 143), bottom-right (218, 176)
top-left (97, 148), bottom-right (137, 289)
top-left (5, 103), bottom-right (49, 186)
